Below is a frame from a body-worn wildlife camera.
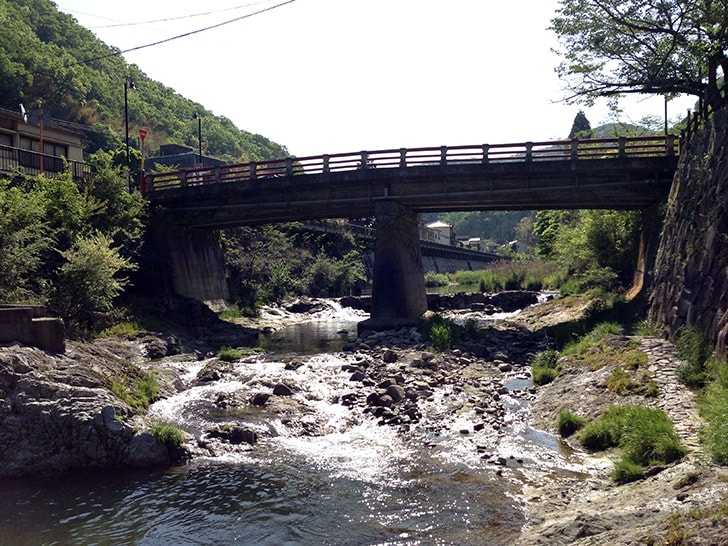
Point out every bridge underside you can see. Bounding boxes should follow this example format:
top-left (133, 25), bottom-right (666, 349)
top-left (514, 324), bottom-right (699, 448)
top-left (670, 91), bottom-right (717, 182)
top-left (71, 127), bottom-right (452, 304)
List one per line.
top-left (150, 156), bottom-right (677, 229)
top-left (149, 156), bottom-right (677, 327)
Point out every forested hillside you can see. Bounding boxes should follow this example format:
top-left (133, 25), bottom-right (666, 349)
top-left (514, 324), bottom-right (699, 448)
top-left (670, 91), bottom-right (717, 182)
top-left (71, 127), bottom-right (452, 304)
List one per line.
top-left (0, 0), bottom-right (287, 162)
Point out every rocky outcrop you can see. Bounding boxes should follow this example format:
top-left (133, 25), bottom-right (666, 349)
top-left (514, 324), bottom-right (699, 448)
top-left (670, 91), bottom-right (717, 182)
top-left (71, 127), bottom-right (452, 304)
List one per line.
top-left (649, 108), bottom-right (728, 359)
top-left (0, 341), bottom-right (180, 478)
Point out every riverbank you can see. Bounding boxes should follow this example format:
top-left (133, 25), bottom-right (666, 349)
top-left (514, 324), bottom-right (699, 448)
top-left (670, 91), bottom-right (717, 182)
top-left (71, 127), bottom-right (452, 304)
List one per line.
top-left (517, 334), bottom-right (728, 545)
top-left (1, 293), bottom-right (726, 543)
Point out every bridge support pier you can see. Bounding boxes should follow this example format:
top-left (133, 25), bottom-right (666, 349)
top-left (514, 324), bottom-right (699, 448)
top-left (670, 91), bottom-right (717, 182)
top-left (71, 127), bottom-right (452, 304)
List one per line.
top-left (359, 200), bottom-right (428, 332)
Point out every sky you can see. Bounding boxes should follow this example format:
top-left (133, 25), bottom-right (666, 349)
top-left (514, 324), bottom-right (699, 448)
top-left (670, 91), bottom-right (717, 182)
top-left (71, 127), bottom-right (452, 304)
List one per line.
top-left (55, 0), bottom-right (697, 158)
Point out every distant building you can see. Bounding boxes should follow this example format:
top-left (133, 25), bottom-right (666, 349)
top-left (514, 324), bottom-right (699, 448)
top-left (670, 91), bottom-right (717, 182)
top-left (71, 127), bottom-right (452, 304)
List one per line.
top-left (425, 220), bottom-right (455, 245)
top-left (0, 106), bottom-right (87, 182)
top-left (145, 144), bottom-right (225, 171)
top-left (464, 237), bottom-right (482, 250)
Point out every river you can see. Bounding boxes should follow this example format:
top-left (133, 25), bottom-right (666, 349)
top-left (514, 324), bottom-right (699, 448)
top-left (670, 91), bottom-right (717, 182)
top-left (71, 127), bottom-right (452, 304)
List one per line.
top-left (0, 301), bottom-right (574, 545)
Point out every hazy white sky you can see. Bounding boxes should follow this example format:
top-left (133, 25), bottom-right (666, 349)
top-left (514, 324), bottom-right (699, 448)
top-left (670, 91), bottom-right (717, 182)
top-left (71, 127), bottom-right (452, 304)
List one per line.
top-left (56, 0), bottom-right (695, 157)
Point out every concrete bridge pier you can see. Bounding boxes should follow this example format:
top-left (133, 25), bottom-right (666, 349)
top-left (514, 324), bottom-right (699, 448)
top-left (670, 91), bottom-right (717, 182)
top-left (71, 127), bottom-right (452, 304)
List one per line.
top-left (359, 200), bottom-right (428, 332)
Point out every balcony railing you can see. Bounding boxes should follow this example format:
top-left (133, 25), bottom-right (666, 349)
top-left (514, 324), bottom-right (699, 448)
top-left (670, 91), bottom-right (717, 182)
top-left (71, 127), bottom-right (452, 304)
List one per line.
top-left (0, 144), bottom-right (92, 183)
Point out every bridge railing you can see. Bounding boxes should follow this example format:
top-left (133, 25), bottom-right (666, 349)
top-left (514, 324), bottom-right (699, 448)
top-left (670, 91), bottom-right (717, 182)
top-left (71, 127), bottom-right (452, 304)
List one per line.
top-left (143, 135), bottom-right (677, 194)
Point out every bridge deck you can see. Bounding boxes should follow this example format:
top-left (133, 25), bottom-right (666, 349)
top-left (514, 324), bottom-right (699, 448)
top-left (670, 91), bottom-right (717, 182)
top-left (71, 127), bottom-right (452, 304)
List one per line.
top-left (144, 136), bottom-right (679, 228)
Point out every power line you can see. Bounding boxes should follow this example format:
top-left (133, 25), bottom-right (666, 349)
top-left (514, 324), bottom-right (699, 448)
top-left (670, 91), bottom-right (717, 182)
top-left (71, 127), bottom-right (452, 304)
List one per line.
top-left (88, 1), bottom-right (276, 29)
top-left (69, 0), bottom-right (297, 68)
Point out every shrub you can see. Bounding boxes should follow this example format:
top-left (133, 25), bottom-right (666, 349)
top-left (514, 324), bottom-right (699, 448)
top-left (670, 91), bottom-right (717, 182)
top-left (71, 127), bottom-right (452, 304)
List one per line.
top-left (455, 259), bottom-right (561, 293)
top-left (219, 304), bottom-right (257, 321)
top-left (430, 323), bottom-right (455, 352)
top-left (100, 321), bottom-right (142, 339)
top-left (624, 349), bottom-right (648, 370)
top-left (562, 322), bottom-right (622, 356)
top-left (612, 459), bottom-right (646, 483)
top-left (580, 416), bottom-right (622, 451)
top-left (151, 422), bottom-right (184, 450)
top-left (424, 271), bottom-right (449, 287)
top-left (532, 366), bottom-right (558, 385)
top-left (531, 348), bottom-right (560, 385)
top-left (53, 232), bottom-right (137, 329)
top-left (557, 409), bottom-right (586, 437)
top-left (558, 267), bottom-right (620, 296)
top-left (605, 368), bottom-right (641, 394)
top-left (419, 314), bottom-right (458, 352)
top-left (631, 320), bottom-right (660, 336)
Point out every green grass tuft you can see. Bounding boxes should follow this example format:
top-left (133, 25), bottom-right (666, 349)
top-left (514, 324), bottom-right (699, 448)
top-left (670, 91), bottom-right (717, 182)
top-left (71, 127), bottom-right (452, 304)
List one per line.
top-left (579, 405), bottom-right (687, 482)
top-left (217, 346), bottom-right (244, 362)
top-left (557, 409), bottom-right (587, 437)
top-left (699, 364), bottom-right (728, 465)
top-left (531, 349), bottom-right (560, 385)
top-left (151, 422), bottom-right (184, 450)
top-left (110, 372), bottom-right (159, 411)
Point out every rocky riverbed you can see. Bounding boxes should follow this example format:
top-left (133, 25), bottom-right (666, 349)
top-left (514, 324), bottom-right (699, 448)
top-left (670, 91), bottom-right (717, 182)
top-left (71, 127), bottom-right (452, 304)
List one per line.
top-left (1, 293), bottom-right (726, 544)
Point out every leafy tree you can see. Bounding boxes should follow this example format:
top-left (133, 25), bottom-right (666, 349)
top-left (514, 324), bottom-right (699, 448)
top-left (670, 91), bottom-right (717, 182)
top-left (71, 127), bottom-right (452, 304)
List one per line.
top-left (426, 211), bottom-right (535, 246)
top-left (53, 232), bottom-right (137, 328)
top-left (568, 110), bottom-right (593, 139)
top-left (551, 0), bottom-right (728, 109)
top-left (85, 150), bottom-right (146, 257)
top-left (534, 209), bottom-right (640, 282)
top-left (0, 179), bottom-right (53, 301)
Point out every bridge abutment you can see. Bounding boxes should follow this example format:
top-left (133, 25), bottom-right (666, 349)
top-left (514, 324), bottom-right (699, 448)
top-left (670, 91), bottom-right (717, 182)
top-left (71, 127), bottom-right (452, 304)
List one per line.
top-left (359, 200), bottom-right (428, 332)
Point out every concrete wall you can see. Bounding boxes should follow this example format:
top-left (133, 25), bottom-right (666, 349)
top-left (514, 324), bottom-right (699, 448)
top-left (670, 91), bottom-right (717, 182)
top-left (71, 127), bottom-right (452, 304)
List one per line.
top-left (649, 108), bottom-right (728, 360)
top-left (421, 255), bottom-right (494, 274)
top-left (0, 305), bottom-right (65, 353)
top-left (162, 227), bottom-right (230, 311)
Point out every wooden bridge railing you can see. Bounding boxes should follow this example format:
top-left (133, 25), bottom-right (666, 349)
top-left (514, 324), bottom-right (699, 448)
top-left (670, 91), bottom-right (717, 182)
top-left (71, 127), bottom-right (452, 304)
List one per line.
top-left (143, 135), bottom-right (678, 194)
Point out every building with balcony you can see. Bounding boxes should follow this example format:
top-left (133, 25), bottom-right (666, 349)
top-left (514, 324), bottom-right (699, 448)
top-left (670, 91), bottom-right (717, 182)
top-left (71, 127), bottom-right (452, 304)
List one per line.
top-left (0, 106), bottom-right (88, 182)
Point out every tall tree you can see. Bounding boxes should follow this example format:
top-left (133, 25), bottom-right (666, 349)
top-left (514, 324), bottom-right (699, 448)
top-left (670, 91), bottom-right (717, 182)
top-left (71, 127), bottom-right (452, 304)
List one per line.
top-left (568, 110), bottom-right (593, 139)
top-left (551, 0), bottom-right (728, 109)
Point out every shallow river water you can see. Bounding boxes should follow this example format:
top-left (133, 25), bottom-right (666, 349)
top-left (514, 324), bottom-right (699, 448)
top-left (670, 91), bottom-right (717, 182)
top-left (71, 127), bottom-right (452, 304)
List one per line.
top-left (0, 303), bottom-right (573, 545)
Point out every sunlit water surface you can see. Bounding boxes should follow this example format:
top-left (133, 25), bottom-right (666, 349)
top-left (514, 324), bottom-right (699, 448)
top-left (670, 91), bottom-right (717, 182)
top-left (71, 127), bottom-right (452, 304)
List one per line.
top-left (0, 300), bottom-right (572, 545)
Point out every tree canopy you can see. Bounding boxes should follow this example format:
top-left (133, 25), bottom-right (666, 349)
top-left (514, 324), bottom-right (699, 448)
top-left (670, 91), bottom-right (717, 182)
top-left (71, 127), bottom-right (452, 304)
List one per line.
top-left (551, 0), bottom-right (728, 109)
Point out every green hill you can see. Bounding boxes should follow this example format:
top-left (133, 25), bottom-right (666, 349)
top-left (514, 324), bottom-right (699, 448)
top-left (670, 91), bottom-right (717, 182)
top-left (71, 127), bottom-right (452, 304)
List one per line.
top-left (0, 0), bottom-right (288, 162)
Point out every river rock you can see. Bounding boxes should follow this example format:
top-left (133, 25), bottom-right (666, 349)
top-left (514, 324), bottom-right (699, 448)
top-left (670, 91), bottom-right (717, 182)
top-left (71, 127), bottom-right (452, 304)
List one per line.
top-left (252, 392), bottom-right (270, 406)
top-left (196, 360), bottom-right (233, 383)
top-left (128, 431), bottom-right (170, 467)
top-left (386, 384), bottom-right (406, 403)
top-left (207, 425), bottom-right (258, 445)
top-left (273, 383), bottom-right (294, 396)
top-left (382, 349), bottom-right (398, 363)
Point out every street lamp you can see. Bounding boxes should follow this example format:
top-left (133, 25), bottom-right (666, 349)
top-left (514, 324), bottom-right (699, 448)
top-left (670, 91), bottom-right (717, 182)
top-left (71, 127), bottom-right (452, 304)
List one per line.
top-left (124, 78), bottom-right (136, 172)
top-left (193, 112), bottom-right (202, 166)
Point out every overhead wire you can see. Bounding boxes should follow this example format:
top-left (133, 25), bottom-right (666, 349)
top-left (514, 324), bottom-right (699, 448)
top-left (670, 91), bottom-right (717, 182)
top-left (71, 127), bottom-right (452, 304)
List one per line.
top-left (67, 0), bottom-right (297, 68)
top-left (87, 1), bottom-right (276, 29)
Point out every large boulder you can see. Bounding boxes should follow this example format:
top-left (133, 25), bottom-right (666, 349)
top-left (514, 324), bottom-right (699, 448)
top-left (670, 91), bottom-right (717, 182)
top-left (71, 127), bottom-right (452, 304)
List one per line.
top-left (0, 343), bottom-right (177, 478)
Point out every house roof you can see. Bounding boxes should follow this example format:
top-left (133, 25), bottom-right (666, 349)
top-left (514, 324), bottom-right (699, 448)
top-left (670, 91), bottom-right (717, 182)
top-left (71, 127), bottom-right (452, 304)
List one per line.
top-left (427, 220), bottom-right (452, 229)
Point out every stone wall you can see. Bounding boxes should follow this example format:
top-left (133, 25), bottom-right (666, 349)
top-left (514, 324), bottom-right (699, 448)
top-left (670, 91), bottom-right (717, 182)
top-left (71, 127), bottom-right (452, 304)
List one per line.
top-left (649, 108), bottom-right (728, 360)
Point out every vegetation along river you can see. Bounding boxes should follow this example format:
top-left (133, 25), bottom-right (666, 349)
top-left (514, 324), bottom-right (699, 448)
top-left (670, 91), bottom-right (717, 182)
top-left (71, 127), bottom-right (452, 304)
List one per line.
top-left (0, 299), bottom-right (581, 545)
